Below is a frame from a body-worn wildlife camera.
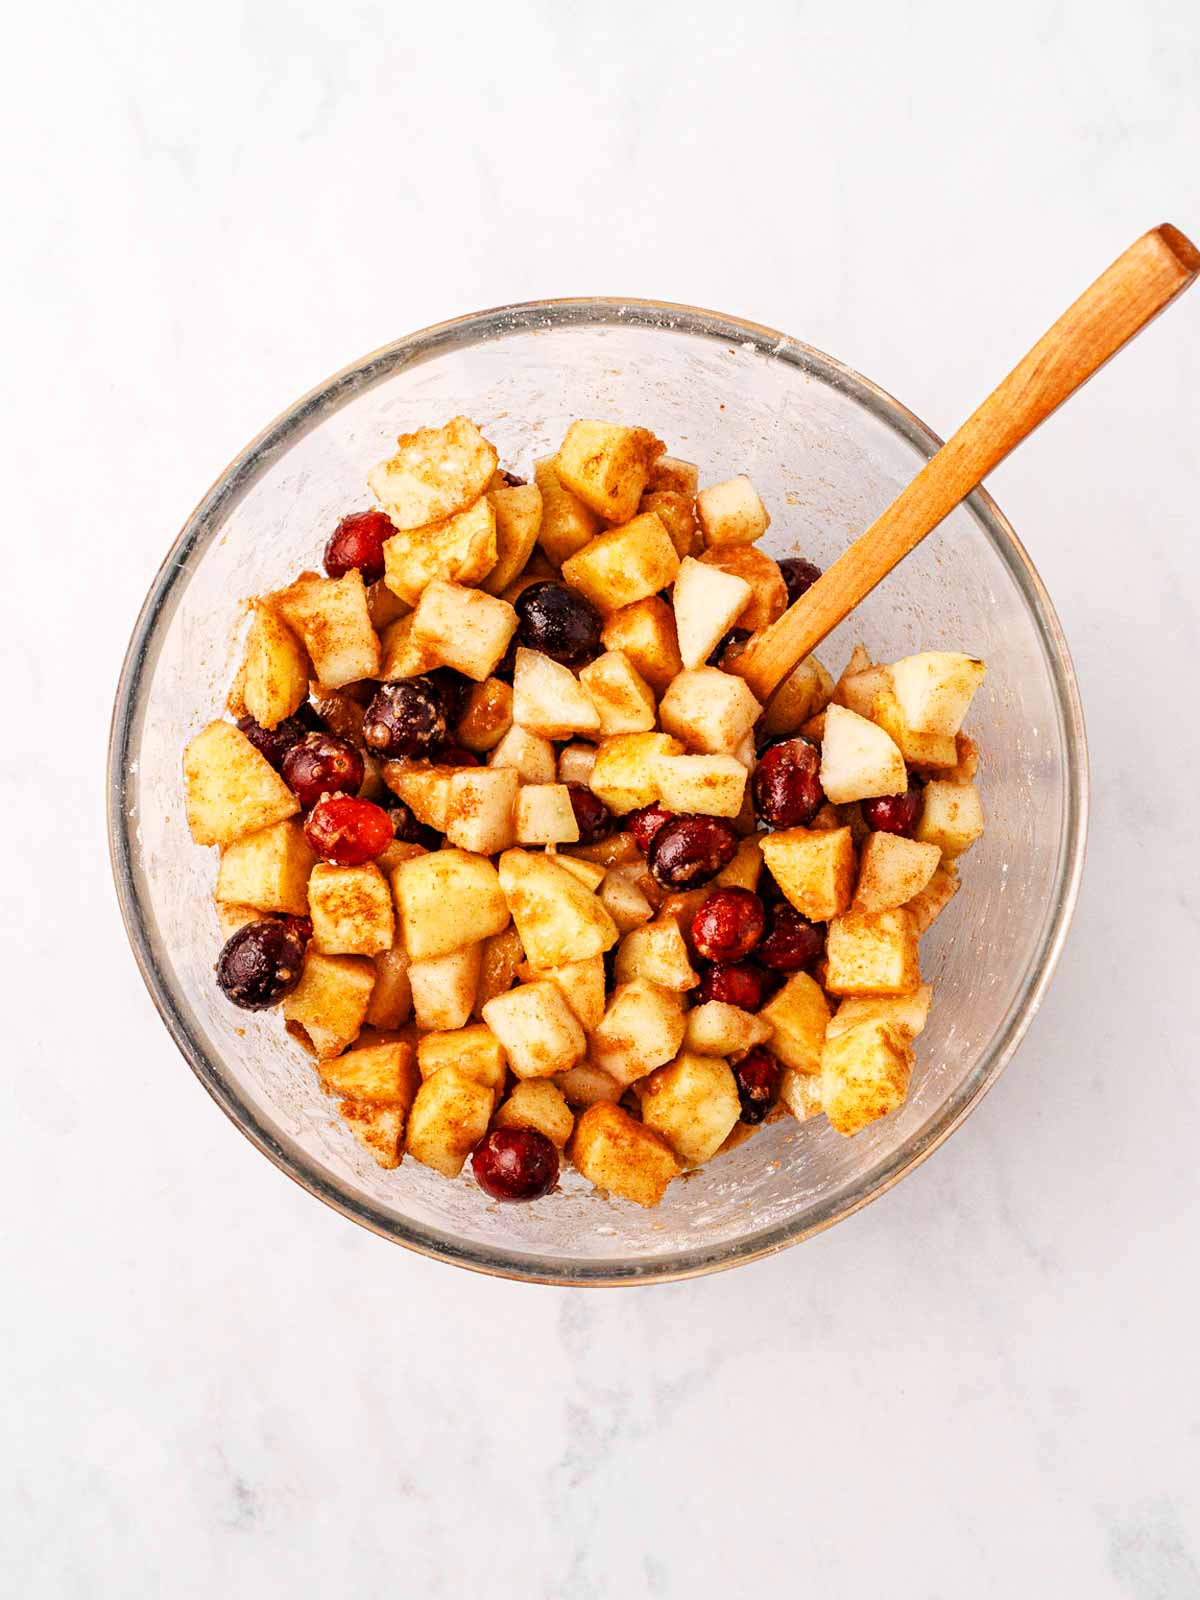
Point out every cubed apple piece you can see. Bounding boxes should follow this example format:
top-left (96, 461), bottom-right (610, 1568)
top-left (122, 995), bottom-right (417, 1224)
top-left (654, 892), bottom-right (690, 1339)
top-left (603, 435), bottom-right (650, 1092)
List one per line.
top-left (578, 651), bottom-right (657, 735)
top-left (511, 647), bottom-right (601, 739)
top-left (406, 1066), bottom-right (495, 1178)
top-left (831, 664), bottom-right (893, 721)
top-left (600, 596), bottom-right (683, 696)
top-left (410, 943), bottom-right (481, 1031)
top-left (657, 887), bottom-right (710, 951)
top-left (639, 490), bottom-right (699, 558)
top-left (654, 754), bottom-right (747, 819)
top-left (368, 415), bottom-right (498, 531)
top-left (589, 980), bottom-right (687, 1087)
top-left (473, 926), bottom-right (525, 1016)
top-left (759, 971), bottom-right (831, 1074)
top-left (416, 1022), bottom-right (507, 1097)
top-left (560, 512), bottom-right (680, 615)
top-left (533, 455), bottom-right (603, 566)
top-left (639, 1052), bottom-right (741, 1167)
top-left (497, 848), bottom-right (618, 967)
top-left (392, 848), bottom-right (509, 961)
top-left (684, 1001), bottom-right (773, 1057)
top-left (854, 833), bottom-right (942, 913)
top-left (778, 1068), bottom-right (825, 1122)
top-left (825, 908), bottom-right (920, 997)
top-left (570, 1102), bottom-right (680, 1208)
top-left (481, 483), bottom-right (543, 594)
top-left (943, 734), bottom-right (979, 785)
top-left (695, 473), bottom-right (770, 546)
top-left (308, 862), bottom-right (395, 957)
top-left (759, 826), bottom-right (856, 922)
top-left (366, 940), bottom-right (413, 1028)
top-left (614, 918), bottom-right (699, 991)
top-left (555, 420), bottom-right (664, 523)
top-left (444, 768), bottom-right (518, 855)
top-left (367, 579), bottom-right (408, 632)
top-left (184, 721), bottom-right (300, 847)
top-left (319, 1032), bottom-right (421, 1108)
top-left (761, 655), bottom-right (835, 737)
top-left (274, 571), bottom-right (381, 688)
top-left (482, 980), bottom-right (586, 1079)
top-left (599, 865), bottom-right (655, 932)
top-left (493, 1080), bottom-right (574, 1147)
top-left (382, 762), bottom-right (454, 830)
top-left (238, 604), bottom-right (309, 730)
top-left (890, 652), bottom-right (986, 737)
top-left (819, 704), bottom-right (907, 804)
top-left (698, 546), bottom-right (787, 630)
top-left (558, 743), bottom-right (597, 785)
top-left (671, 556), bottom-right (753, 670)
top-left (587, 732), bottom-right (684, 813)
top-left (553, 1063), bottom-right (624, 1107)
top-left (658, 668), bottom-right (762, 755)
top-left (648, 455), bottom-right (700, 496)
top-left (904, 864), bottom-right (959, 934)
top-left (516, 954), bottom-right (606, 1030)
top-left (827, 984), bottom-right (932, 1043)
top-left (380, 497), bottom-right (497, 605)
top-left (454, 677), bottom-right (513, 754)
top-left (215, 818), bottom-right (316, 915)
top-left (514, 784), bottom-right (580, 845)
top-left (821, 1019), bottom-right (914, 1135)
top-left (408, 580), bottom-right (517, 681)
top-left (870, 687), bottom-right (957, 769)
top-left (336, 1099), bottom-right (406, 1168)
top-left (714, 835), bottom-right (763, 892)
top-left (378, 614), bottom-right (439, 679)
top-left (915, 781), bottom-right (985, 859)
top-left (283, 951), bottom-right (375, 1060)
top-left (551, 855), bottom-right (606, 892)
top-left (487, 724), bottom-right (557, 785)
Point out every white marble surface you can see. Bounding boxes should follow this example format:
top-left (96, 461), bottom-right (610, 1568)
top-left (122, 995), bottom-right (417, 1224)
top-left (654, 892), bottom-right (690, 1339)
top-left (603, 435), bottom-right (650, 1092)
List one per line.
top-left (5, 2), bottom-right (1200, 1594)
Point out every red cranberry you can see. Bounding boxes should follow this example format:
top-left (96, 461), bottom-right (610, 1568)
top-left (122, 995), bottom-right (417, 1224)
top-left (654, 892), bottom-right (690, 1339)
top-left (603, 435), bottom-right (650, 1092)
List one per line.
top-left (706, 627), bottom-right (751, 667)
top-left (363, 678), bottom-right (447, 758)
top-left (734, 1046), bottom-right (782, 1124)
top-left (756, 904), bottom-right (825, 971)
top-left (304, 795), bottom-right (395, 865)
top-left (698, 961), bottom-right (767, 1010)
top-left (515, 581), bottom-right (603, 665)
top-left (323, 509), bottom-right (391, 583)
top-left (216, 919), bottom-right (307, 1010)
top-left (863, 778), bottom-right (925, 837)
top-left (278, 914), bottom-right (313, 942)
top-left (628, 804), bottom-right (675, 854)
top-left (566, 784), bottom-right (615, 844)
top-left (471, 1128), bottom-right (559, 1202)
top-left (648, 815), bottom-right (739, 889)
top-left (691, 889), bottom-right (765, 963)
top-left (753, 737), bottom-right (824, 828)
top-left (778, 557), bottom-right (822, 606)
top-left (236, 707), bottom-right (320, 770)
top-left (433, 741), bottom-right (480, 768)
top-left (281, 731), bottom-right (365, 809)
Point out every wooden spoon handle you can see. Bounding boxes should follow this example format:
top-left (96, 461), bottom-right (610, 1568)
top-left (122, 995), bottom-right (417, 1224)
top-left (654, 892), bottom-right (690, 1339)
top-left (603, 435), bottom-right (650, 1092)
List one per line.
top-left (735, 223), bottom-right (1200, 705)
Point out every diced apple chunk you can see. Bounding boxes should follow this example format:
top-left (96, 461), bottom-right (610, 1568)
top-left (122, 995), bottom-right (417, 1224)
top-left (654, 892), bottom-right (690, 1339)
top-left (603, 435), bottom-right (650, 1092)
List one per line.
top-left (654, 754), bottom-right (747, 818)
top-left (383, 763), bottom-right (454, 830)
top-left (514, 784), bottom-right (580, 845)
top-left (493, 1079), bottom-right (575, 1147)
top-left (854, 833), bottom-right (942, 913)
top-left (378, 614), bottom-right (439, 680)
top-left (215, 818), bottom-right (315, 915)
top-left (759, 972), bottom-right (830, 1074)
top-left (671, 556), bottom-right (752, 669)
top-left (497, 849), bottom-right (618, 967)
top-left (283, 951), bottom-right (375, 1060)
top-left (336, 1099), bottom-right (406, 1168)
top-left (392, 848), bottom-right (509, 961)
top-left (472, 925), bottom-right (525, 1017)
top-left (553, 1063), bottom-right (623, 1107)
top-left (639, 1052), bottom-right (741, 1166)
top-left (380, 497), bottom-right (497, 604)
top-left (557, 743), bottom-right (597, 785)
top-left (533, 455), bottom-right (603, 566)
top-left (821, 1019), bottom-right (914, 1135)
top-left (416, 1023), bottom-right (507, 1096)
top-left (614, 917), bottom-right (698, 991)
top-left (512, 647), bottom-right (601, 739)
top-left (600, 596), bottom-right (683, 696)
top-left (184, 721), bottom-right (300, 847)
top-left (408, 580), bottom-right (517, 681)
top-left (571, 1102), bottom-right (680, 1207)
top-left (825, 908), bottom-right (920, 997)
top-left (444, 768), bottom-right (518, 854)
top-left (761, 655), bottom-right (835, 737)
top-left (698, 546), bottom-right (787, 630)
top-left (409, 943), bottom-right (481, 1031)
top-left (482, 980), bottom-right (586, 1078)
top-left (481, 483), bottom-right (543, 595)
top-left (406, 1066), bottom-right (495, 1177)
top-left (518, 953), bottom-right (607, 1030)
top-left (778, 1068), bottom-right (825, 1122)
top-left (555, 420), bottom-right (664, 523)
top-left (589, 979), bottom-right (687, 1087)
top-left (238, 604), bottom-right (308, 730)
top-left (695, 475), bottom-right (770, 547)
top-left (488, 723), bottom-right (558, 784)
top-left (599, 864), bottom-right (655, 932)
top-left (560, 512), bottom-right (680, 615)
top-left (274, 571), bottom-right (380, 688)
top-left (368, 415), bottom-right (497, 531)
top-left (870, 687), bottom-right (957, 769)
top-left (578, 651), bottom-right (657, 735)
top-left (904, 864), bottom-right (959, 933)
top-left (588, 732), bottom-right (683, 813)
top-left (759, 826), bottom-right (856, 922)
top-left (319, 1032), bottom-right (421, 1107)
top-left (831, 664), bottom-right (893, 722)
top-left (647, 455), bottom-right (699, 496)
top-left (308, 862), bottom-right (395, 956)
top-left (684, 1001), bottom-right (773, 1057)
top-left (552, 855), bottom-right (607, 893)
top-left (366, 940), bottom-right (412, 1029)
top-left (915, 781), bottom-right (985, 858)
top-left (827, 985), bottom-right (932, 1042)
top-left (819, 703), bottom-right (907, 804)
top-left (640, 490), bottom-right (699, 558)
top-left (890, 651), bottom-right (986, 737)
top-left (714, 835), bottom-right (763, 892)
top-left (658, 667), bottom-right (761, 755)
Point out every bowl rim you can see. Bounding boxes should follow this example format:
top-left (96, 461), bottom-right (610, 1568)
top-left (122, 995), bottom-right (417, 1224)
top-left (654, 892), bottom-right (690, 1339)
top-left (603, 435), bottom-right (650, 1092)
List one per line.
top-left (108, 296), bottom-right (1089, 1286)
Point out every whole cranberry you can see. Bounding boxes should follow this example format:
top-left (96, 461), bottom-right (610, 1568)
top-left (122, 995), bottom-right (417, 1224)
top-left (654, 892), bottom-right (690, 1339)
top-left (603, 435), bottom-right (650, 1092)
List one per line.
top-left (236, 707), bottom-right (320, 770)
top-left (628, 804), bottom-right (675, 854)
top-left (778, 557), bottom-right (823, 606)
top-left (282, 731), bottom-right (365, 809)
top-left (697, 961), bottom-right (768, 1010)
top-left (648, 815), bottom-right (739, 890)
top-left (691, 889), bottom-right (765, 963)
top-left (707, 627), bottom-right (751, 667)
top-left (304, 795), bottom-right (395, 865)
top-left (471, 1128), bottom-right (559, 1202)
top-left (323, 509), bottom-right (392, 583)
top-left (433, 740), bottom-right (480, 768)
top-left (734, 1046), bottom-right (782, 1124)
top-left (278, 914), bottom-right (313, 943)
top-left (756, 904), bottom-right (825, 971)
top-left (216, 919), bottom-right (308, 1010)
top-left (753, 737), bottom-right (824, 828)
top-left (386, 801), bottom-right (440, 850)
top-left (428, 667), bottom-right (472, 725)
top-left (863, 778), bottom-right (925, 837)
top-left (514, 581), bottom-right (603, 665)
top-left (566, 784), bottom-right (615, 844)
top-left (363, 678), bottom-right (447, 758)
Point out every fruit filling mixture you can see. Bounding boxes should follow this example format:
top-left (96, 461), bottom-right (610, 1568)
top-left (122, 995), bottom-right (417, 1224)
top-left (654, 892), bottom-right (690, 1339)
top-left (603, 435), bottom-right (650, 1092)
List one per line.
top-left (183, 416), bottom-right (986, 1208)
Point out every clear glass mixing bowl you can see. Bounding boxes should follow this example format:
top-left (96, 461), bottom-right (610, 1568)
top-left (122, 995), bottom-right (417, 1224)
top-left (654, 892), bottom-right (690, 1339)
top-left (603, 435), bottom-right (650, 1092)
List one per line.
top-left (108, 299), bottom-right (1088, 1284)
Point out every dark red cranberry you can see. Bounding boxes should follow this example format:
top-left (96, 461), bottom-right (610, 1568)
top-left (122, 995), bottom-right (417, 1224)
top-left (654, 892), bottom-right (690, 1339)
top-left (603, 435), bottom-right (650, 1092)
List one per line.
top-left (566, 784), bottom-right (615, 844)
top-left (363, 678), bottom-right (447, 758)
top-left (698, 961), bottom-right (768, 1010)
top-left (778, 557), bottom-right (822, 606)
top-left (648, 815), bottom-right (738, 890)
top-left (863, 778), bottom-right (925, 837)
top-left (491, 635), bottom-right (519, 683)
top-left (236, 707), bottom-right (320, 770)
top-left (216, 919), bottom-right (307, 1010)
top-left (281, 731), bottom-right (365, 810)
top-left (278, 914), bottom-right (313, 943)
top-left (496, 468), bottom-right (526, 488)
top-left (304, 795), bottom-right (395, 866)
top-left (753, 737), bottom-right (824, 828)
top-left (433, 741), bottom-right (480, 768)
top-left (706, 627), bottom-right (751, 667)
top-left (471, 1128), bottom-right (559, 1202)
top-left (386, 802), bottom-right (440, 850)
top-left (323, 509), bottom-right (391, 583)
top-left (691, 889), bottom-right (765, 963)
top-left (756, 904), bottom-right (825, 971)
top-left (628, 804), bottom-right (675, 854)
top-left (428, 667), bottom-right (472, 725)
top-left (514, 581), bottom-right (603, 665)
top-left (734, 1047), bottom-right (782, 1124)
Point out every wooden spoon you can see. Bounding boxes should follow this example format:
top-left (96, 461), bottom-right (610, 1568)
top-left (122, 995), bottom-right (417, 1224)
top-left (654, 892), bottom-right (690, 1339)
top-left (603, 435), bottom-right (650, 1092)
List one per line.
top-left (733, 223), bottom-right (1199, 707)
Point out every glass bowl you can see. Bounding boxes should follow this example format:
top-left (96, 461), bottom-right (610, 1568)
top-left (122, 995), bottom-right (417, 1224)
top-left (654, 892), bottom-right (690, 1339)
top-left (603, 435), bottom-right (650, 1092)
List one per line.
top-left (108, 299), bottom-right (1088, 1285)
